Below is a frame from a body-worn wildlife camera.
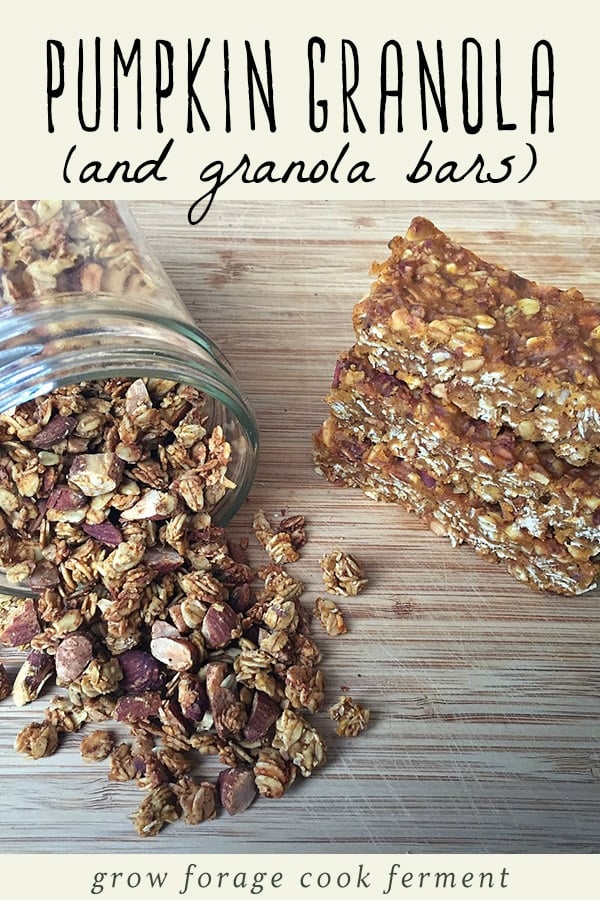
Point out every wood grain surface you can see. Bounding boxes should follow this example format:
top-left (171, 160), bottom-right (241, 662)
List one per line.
top-left (1, 199), bottom-right (599, 854)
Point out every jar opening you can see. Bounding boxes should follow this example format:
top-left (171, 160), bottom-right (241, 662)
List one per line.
top-left (0, 299), bottom-right (259, 528)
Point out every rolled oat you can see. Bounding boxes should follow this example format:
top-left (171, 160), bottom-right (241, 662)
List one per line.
top-left (80, 729), bottom-right (114, 761)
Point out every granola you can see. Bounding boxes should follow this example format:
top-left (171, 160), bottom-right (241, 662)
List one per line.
top-left (0, 200), bottom-right (165, 310)
top-left (80, 729), bottom-right (114, 761)
top-left (284, 665), bottom-right (325, 714)
top-left (320, 550), bottom-right (367, 596)
top-left (45, 695), bottom-right (87, 733)
top-left (272, 708), bottom-right (326, 777)
top-left (313, 596), bottom-right (348, 636)
top-left (2, 500), bottom-right (330, 833)
top-left (14, 721), bottom-right (59, 758)
top-left (173, 777), bottom-right (217, 824)
top-left (252, 509), bottom-right (304, 564)
top-left (254, 747), bottom-right (297, 798)
top-left (132, 784), bottom-right (180, 838)
top-left (329, 695), bottom-right (371, 737)
top-left (0, 199), bottom-right (355, 836)
top-left (353, 217), bottom-right (600, 467)
top-left (108, 742), bottom-right (137, 781)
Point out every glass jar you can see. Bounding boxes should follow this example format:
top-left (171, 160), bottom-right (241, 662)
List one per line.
top-left (0, 200), bottom-right (258, 571)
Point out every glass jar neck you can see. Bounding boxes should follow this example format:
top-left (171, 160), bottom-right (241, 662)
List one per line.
top-left (0, 294), bottom-right (259, 525)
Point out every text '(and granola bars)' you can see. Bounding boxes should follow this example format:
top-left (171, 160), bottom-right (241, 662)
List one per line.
top-left (44, 37), bottom-right (555, 219)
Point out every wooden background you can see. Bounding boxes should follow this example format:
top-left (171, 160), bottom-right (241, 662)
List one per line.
top-left (1, 200), bottom-right (599, 854)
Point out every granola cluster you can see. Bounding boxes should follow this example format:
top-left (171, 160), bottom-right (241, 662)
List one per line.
top-left (313, 596), bottom-right (348, 636)
top-left (320, 551), bottom-right (368, 597)
top-left (0, 410), bottom-right (366, 835)
top-left (252, 509), bottom-right (306, 565)
top-left (328, 695), bottom-right (370, 737)
top-left (1, 501), bottom-right (372, 835)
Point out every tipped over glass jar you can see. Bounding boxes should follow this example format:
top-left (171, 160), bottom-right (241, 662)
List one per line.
top-left (0, 200), bottom-right (258, 597)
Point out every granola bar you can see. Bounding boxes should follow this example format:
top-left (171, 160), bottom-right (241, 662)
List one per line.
top-left (353, 217), bottom-right (600, 466)
top-left (314, 415), bottom-right (599, 595)
top-left (327, 348), bottom-right (600, 558)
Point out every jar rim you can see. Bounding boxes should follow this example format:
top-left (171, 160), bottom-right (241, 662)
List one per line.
top-left (0, 299), bottom-right (259, 527)
top-left (0, 291), bottom-right (234, 375)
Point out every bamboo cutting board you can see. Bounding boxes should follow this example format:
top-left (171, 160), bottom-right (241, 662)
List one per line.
top-left (1, 200), bottom-right (599, 854)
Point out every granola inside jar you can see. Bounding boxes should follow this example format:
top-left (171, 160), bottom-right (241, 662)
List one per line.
top-left (0, 200), bottom-right (258, 595)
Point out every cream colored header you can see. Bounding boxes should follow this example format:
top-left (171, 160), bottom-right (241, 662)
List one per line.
top-left (0, 1), bottom-right (596, 208)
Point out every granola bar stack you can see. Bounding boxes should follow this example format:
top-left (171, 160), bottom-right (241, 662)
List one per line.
top-left (314, 217), bottom-right (600, 595)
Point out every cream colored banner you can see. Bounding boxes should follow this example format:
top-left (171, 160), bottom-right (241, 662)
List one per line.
top-left (0, 0), bottom-right (596, 207)
top-left (2, 853), bottom-right (600, 898)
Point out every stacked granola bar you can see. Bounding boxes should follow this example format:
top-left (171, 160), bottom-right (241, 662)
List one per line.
top-left (314, 217), bottom-right (600, 595)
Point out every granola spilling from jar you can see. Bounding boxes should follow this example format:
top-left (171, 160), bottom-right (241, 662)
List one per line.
top-left (0, 377), bottom-right (338, 835)
top-left (0, 380), bottom-right (329, 834)
top-left (0, 199), bottom-right (370, 836)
